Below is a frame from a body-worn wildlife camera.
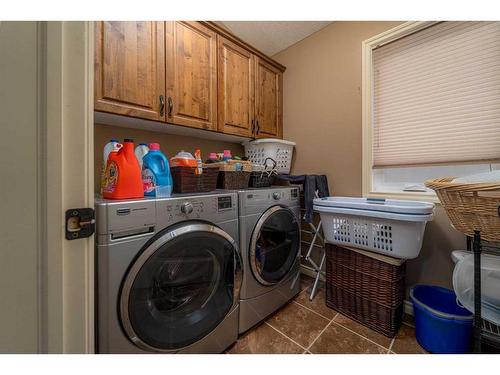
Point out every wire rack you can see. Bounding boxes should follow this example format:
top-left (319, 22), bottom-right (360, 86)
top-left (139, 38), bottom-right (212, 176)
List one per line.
top-left (466, 233), bottom-right (500, 353)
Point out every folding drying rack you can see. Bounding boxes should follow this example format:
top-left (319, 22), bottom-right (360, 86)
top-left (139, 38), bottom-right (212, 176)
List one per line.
top-left (305, 221), bottom-right (325, 300)
top-left (304, 191), bottom-right (325, 301)
top-left (467, 232), bottom-right (500, 353)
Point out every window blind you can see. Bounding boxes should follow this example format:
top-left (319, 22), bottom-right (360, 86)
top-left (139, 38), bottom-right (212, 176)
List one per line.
top-left (372, 21), bottom-right (500, 168)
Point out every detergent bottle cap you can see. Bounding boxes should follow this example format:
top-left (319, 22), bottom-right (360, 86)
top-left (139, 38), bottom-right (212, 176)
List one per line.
top-left (209, 152), bottom-right (217, 160)
top-left (110, 139), bottom-right (119, 143)
top-left (124, 138), bottom-right (134, 143)
top-left (149, 143), bottom-right (160, 151)
top-left (139, 143), bottom-right (148, 146)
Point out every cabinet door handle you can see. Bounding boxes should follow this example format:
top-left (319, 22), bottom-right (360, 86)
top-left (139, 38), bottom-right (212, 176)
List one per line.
top-left (159, 95), bottom-right (165, 117)
top-left (167, 97), bottom-right (173, 116)
top-left (256, 120), bottom-right (260, 135)
top-left (251, 119), bottom-right (255, 134)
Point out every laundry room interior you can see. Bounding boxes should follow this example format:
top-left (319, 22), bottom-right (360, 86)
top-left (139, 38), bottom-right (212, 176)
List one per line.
top-left (2, 2), bottom-right (500, 366)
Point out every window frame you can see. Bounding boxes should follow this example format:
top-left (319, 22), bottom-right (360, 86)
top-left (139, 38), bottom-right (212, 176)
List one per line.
top-left (362, 21), bottom-right (441, 202)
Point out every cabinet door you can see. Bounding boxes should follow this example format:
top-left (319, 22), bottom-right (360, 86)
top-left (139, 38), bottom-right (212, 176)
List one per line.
top-left (166, 21), bottom-right (217, 130)
top-left (255, 57), bottom-right (283, 139)
top-left (94, 22), bottom-right (165, 121)
top-left (217, 37), bottom-right (255, 137)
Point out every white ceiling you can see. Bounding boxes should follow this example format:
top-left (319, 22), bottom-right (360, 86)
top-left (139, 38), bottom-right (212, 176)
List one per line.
top-left (221, 21), bottom-right (332, 56)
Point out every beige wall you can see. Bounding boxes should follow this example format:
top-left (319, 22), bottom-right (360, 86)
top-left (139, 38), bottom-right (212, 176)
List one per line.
top-left (274, 22), bottom-right (466, 293)
top-left (0, 21), bottom-right (40, 353)
top-left (94, 124), bottom-right (244, 194)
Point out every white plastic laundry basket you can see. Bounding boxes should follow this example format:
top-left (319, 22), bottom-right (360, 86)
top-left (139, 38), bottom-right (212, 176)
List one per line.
top-left (313, 197), bottom-right (435, 259)
top-left (243, 138), bottom-right (295, 174)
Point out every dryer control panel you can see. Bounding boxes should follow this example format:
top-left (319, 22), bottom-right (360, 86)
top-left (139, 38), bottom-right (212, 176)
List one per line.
top-left (238, 187), bottom-right (300, 217)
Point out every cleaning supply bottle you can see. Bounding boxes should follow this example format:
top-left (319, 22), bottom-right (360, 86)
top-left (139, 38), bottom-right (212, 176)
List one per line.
top-left (135, 143), bottom-right (149, 169)
top-left (222, 149), bottom-right (232, 161)
top-left (194, 149), bottom-right (203, 175)
top-left (103, 139), bottom-right (144, 200)
top-left (100, 139), bottom-right (122, 196)
top-left (142, 143), bottom-right (173, 197)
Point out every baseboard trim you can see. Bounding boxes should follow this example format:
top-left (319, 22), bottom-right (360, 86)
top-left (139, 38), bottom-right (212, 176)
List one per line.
top-left (404, 299), bottom-right (414, 316)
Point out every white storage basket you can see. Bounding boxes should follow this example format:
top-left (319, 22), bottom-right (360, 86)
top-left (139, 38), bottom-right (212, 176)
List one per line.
top-left (314, 197), bottom-right (435, 259)
top-left (243, 138), bottom-right (295, 174)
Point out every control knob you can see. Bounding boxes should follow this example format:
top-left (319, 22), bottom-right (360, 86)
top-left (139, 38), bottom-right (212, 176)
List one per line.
top-left (272, 192), bottom-right (281, 200)
top-left (181, 202), bottom-right (194, 214)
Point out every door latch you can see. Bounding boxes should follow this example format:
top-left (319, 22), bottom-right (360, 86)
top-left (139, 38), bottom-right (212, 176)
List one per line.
top-left (65, 208), bottom-right (95, 240)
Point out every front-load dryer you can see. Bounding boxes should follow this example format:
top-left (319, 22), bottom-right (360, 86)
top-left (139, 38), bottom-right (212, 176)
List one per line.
top-left (238, 187), bottom-right (301, 333)
top-left (95, 191), bottom-right (241, 353)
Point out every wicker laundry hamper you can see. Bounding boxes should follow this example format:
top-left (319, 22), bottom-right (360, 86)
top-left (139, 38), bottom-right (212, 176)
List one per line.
top-left (325, 244), bottom-right (406, 337)
top-left (425, 177), bottom-right (500, 242)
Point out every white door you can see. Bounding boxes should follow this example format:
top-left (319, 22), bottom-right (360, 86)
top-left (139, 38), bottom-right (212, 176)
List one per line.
top-left (0, 21), bottom-right (94, 353)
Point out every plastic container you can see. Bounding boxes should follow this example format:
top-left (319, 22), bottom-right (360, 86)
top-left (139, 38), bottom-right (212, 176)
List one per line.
top-left (142, 143), bottom-right (173, 197)
top-left (134, 143), bottom-right (149, 168)
top-left (452, 251), bottom-right (500, 325)
top-left (100, 139), bottom-right (122, 196)
top-left (103, 139), bottom-right (144, 200)
top-left (243, 138), bottom-right (296, 174)
top-left (313, 197), bottom-right (434, 259)
top-left (170, 150), bottom-right (197, 167)
top-left (410, 285), bottom-right (473, 353)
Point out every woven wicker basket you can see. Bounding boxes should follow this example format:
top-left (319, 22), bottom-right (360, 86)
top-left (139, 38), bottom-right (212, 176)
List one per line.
top-left (425, 177), bottom-right (500, 242)
top-left (171, 166), bottom-right (219, 194)
top-left (211, 160), bottom-right (252, 172)
top-left (217, 171), bottom-right (251, 189)
top-left (325, 244), bottom-right (405, 337)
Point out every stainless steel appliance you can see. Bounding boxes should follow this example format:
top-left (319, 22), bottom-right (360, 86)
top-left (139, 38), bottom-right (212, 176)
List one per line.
top-left (238, 187), bottom-right (301, 333)
top-left (95, 191), bottom-right (241, 353)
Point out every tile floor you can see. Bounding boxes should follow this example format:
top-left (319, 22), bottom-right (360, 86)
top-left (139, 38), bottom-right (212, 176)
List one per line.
top-left (226, 275), bottom-right (427, 354)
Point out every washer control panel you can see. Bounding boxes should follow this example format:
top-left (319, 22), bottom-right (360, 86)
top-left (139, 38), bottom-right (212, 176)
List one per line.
top-left (218, 196), bottom-right (233, 211)
top-left (180, 202), bottom-right (194, 214)
top-left (156, 193), bottom-right (237, 225)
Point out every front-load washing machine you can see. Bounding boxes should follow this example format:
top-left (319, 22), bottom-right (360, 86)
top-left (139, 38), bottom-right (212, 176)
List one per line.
top-left (95, 191), bottom-right (242, 353)
top-left (238, 186), bottom-right (301, 333)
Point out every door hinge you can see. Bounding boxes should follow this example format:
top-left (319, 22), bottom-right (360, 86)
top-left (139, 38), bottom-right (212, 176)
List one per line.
top-left (65, 208), bottom-right (95, 240)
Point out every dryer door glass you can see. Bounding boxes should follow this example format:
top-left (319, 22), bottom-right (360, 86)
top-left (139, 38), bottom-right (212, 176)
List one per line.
top-left (251, 207), bottom-right (300, 285)
top-left (120, 223), bottom-right (237, 351)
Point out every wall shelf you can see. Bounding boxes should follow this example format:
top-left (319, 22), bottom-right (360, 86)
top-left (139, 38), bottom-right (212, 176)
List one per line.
top-left (94, 112), bottom-right (251, 145)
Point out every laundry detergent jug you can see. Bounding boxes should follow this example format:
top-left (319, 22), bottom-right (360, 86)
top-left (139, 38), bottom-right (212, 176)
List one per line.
top-left (103, 139), bottom-right (144, 200)
top-left (135, 143), bottom-right (149, 169)
top-left (100, 139), bottom-right (121, 196)
top-left (142, 143), bottom-right (173, 197)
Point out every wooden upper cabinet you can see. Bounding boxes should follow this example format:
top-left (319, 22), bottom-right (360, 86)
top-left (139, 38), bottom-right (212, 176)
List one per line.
top-left (255, 57), bottom-right (283, 139)
top-left (94, 22), bottom-right (165, 121)
top-left (217, 36), bottom-right (254, 137)
top-left (94, 21), bottom-right (285, 138)
top-left (165, 21), bottom-right (217, 131)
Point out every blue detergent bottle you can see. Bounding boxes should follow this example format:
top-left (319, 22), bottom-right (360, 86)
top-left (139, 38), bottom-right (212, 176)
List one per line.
top-left (142, 143), bottom-right (173, 197)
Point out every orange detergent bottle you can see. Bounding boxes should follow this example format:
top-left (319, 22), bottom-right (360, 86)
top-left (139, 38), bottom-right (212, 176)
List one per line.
top-left (103, 139), bottom-right (144, 199)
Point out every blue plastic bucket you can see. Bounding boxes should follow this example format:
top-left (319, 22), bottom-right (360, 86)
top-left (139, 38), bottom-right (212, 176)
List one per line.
top-left (410, 285), bottom-right (473, 354)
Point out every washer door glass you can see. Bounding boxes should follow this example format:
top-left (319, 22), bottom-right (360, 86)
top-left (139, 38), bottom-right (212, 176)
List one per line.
top-left (120, 223), bottom-right (236, 351)
top-left (251, 207), bottom-right (300, 285)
